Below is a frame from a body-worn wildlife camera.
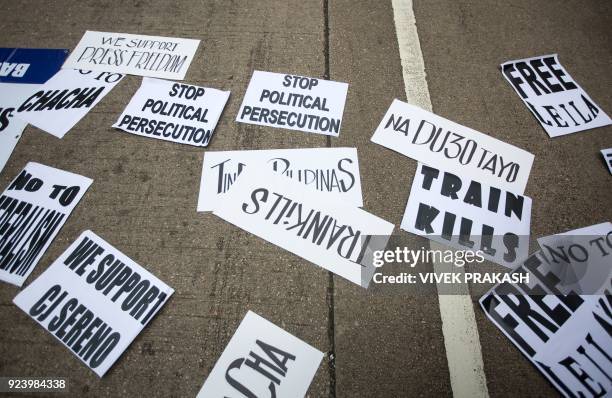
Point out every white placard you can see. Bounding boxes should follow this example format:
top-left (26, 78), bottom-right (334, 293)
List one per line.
top-left (371, 99), bottom-right (535, 194)
top-left (0, 162), bottom-right (92, 286)
top-left (401, 163), bottom-right (531, 268)
top-left (213, 169), bottom-right (393, 287)
top-left (13, 230), bottom-right (174, 377)
top-left (0, 83), bottom-right (32, 172)
top-left (16, 69), bottom-right (124, 138)
top-left (537, 222), bottom-right (612, 296)
top-left (63, 31), bottom-right (200, 80)
top-left (480, 245), bottom-right (612, 396)
top-left (196, 310), bottom-right (323, 398)
top-left (113, 77), bottom-right (229, 146)
top-left (501, 54), bottom-right (611, 137)
top-left (0, 48), bottom-right (68, 170)
top-left (538, 222), bottom-right (612, 247)
top-left (236, 71), bottom-right (348, 137)
top-left (601, 148), bottom-right (612, 175)
top-left (198, 147), bottom-right (363, 211)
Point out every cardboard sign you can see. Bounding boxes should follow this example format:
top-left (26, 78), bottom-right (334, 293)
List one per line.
top-left (16, 69), bottom-right (123, 138)
top-left (236, 71), bottom-right (348, 137)
top-left (13, 230), bottom-right (174, 377)
top-left (0, 162), bottom-right (92, 286)
top-left (371, 100), bottom-right (534, 194)
top-left (0, 48), bottom-right (68, 84)
top-left (63, 31), bottom-right (200, 80)
top-left (113, 77), bottom-right (229, 147)
top-left (480, 248), bottom-right (612, 397)
top-left (198, 147), bottom-right (363, 211)
top-left (0, 48), bottom-right (69, 172)
top-left (196, 311), bottom-right (323, 398)
top-left (501, 54), bottom-right (612, 137)
top-left (213, 169), bottom-right (393, 287)
top-left (601, 148), bottom-right (612, 175)
top-left (401, 163), bottom-right (531, 268)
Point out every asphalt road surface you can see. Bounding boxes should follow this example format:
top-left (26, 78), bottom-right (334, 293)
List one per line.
top-left (0, 0), bottom-right (611, 397)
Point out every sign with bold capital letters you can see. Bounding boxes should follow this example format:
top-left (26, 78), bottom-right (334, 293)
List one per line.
top-left (13, 230), bottom-right (174, 377)
top-left (0, 162), bottom-right (92, 286)
top-left (196, 311), bottom-right (323, 398)
top-left (501, 54), bottom-right (611, 137)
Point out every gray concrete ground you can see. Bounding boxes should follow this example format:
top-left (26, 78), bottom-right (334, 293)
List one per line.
top-left (0, 0), bottom-right (610, 397)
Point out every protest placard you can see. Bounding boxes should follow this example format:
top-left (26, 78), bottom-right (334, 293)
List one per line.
top-left (13, 230), bottom-right (174, 377)
top-left (0, 84), bottom-right (30, 173)
top-left (236, 71), bottom-right (348, 137)
top-left (501, 54), bottom-right (611, 137)
top-left (0, 48), bottom-right (68, 171)
top-left (371, 100), bottom-right (534, 194)
top-left (401, 163), bottom-right (531, 268)
top-left (213, 169), bottom-right (393, 287)
top-left (0, 48), bottom-right (68, 84)
top-left (0, 162), bottom-right (92, 286)
top-left (15, 69), bottom-right (123, 138)
top-left (63, 31), bottom-right (200, 80)
top-left (113, 77), bottom-right (229, 146)
top-left (198, 147), bottom-right (363, 211)
top-left (537, 222), bottom-right (612, 296)
top-left (480, 223), bottom-right (612, 397)
top-left (196, 311), bottom-right (323, 398)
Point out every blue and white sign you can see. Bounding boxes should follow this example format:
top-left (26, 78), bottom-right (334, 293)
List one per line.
top-left (0, 48), bottom-right (68, 84)
top-left (0, 48), bottom-right (68, 173)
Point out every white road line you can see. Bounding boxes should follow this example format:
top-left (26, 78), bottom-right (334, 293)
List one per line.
top-left (390, 1), bottom-right (490, 397)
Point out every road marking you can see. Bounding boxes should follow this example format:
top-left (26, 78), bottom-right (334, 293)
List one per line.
top-left (390, 1), bottom-right (489, 397)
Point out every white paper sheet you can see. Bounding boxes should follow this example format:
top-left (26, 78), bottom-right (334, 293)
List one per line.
top-left (536, 222), bottom-right (612, 296)
top-left (401, 163), bottom-right (531, 268)
top-left (15, 69), bottom-right (124, 138)
top-left (501, 54), bottom-right (611, 137)
top-left (63, 31), bottom-right (200, 80)
top-left (13, 230), bottom-right (174, 377)
top-left (113, 77), bottom-right (229, 146)
top-left (0, 83), bottom-right (33, 172)
top-left (196, 311), bottom-right (323, 398)
top-left (0, 48), bottom-right (68, 171)
top-left (0, 162), bottom-right (93, 286)
top-left (480, 240), bottom-right (612, 397)
top-left (371, 100), bottom-right (535, 194)
top-left (236, 71), bottom-right (348, 137)
top-left (601, 148), bottom-right (612, 175)
top-left (213, 168), bottom-right (393, 287)
top-left (198, 147), bottom-right (363, 211)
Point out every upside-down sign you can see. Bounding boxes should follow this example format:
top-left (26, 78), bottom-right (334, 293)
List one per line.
top-left (213, 168), bottom-right (393, 287)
